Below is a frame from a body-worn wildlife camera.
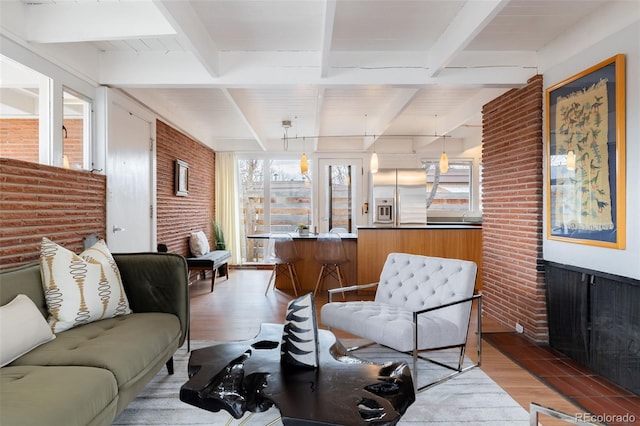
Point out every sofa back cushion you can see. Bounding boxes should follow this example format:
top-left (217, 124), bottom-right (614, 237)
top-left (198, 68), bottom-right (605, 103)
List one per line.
top-left (0, 263), bottom-right (48, 318)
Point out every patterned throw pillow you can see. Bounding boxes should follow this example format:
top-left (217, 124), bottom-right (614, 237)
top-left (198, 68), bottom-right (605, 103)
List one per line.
top-left (280, 292), bottom-right (319, 369)
top-left (39, 238), bottom-right (132, 333)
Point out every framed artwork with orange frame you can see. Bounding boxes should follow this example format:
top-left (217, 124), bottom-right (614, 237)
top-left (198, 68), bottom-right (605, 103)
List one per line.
top-left (545, 54), bottom-right (626, 249)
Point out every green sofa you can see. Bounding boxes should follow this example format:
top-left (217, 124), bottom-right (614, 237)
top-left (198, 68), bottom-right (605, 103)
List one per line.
top-left (0, 253), bottom-right (189, 426)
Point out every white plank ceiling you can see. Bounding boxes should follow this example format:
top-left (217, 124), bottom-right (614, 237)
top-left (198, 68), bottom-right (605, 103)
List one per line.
top-left (1, 0), bottom-right (624, 154)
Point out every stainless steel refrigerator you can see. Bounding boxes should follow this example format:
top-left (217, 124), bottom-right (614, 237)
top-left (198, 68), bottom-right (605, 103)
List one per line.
top-left (371, 168), bottom-right (427, 226)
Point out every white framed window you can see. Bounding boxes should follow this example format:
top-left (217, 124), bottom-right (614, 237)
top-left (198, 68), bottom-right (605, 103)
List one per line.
top-left (238, 157), bottom-right (312, 263)
top-left (423, 160), bottom-right (473, 212)
top-left (62, 89), bottom-right (92, 170)
top-left (0, 55), bottom-right (52, 165)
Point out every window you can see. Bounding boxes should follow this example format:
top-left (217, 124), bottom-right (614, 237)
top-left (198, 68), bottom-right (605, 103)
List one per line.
top-left (270, 159), bottom-right (313, 232)
top-left (238, 157), bottom-right (312, 263)
top-left (0, 55), bottom-right (51, 164)
top-left (424, 160), bottom-right (473, 211)
top-left (63, 89), bottom-right (92, 170)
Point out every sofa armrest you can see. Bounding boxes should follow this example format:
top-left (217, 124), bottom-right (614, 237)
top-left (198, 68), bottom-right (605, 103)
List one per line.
top-left (113, 253), bottom-right (189, 347)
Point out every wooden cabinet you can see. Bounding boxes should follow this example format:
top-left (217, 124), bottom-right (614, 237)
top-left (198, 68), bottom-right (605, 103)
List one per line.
top-left (546, 261), bottom-right (640, 395)
top-left (356, 227), bottom-right (483, 290)
top-left (275, 236), bottom-right (357, 293)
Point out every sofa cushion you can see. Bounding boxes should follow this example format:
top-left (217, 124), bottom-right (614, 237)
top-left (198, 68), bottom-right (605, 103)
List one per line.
top-left (39, 237), bottom-right (131, 333)
top-left (0, 294), bottom-right (55, 367)
top-left (189, 231), bottom-right (210, 256)
top-left (10, 312), bottom-right (181, 392)
top-left (0, 365), bottom-right (118, 426)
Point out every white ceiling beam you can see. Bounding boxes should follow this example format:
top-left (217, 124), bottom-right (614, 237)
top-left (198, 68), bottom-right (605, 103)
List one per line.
top-left (320, 0), bottom-right (337, 78)
top-left (364, 88), bottom-right (421, 150)
top-left (25, 2), bottom-right (175, 43)
top-left (427, 0), bottom-right (510, 77)
top-left (99, 51), bottom-right (215, 85)
top-left (153, 0), bottom-right (220, 77)
top-left (413, 88), bottom-right (509, 149)
top-left (222, 90), bottom-right (268, 151)
top-left (100, 50), bottom-right (533, 87)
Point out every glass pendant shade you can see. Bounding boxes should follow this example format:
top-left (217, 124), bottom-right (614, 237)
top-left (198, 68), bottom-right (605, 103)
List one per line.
top-left (370, 152), bottom-right (379, 174)
top-left (300, 153), bottom-right (308, 174)
top-left (440, 152), bottom-right (449, 174)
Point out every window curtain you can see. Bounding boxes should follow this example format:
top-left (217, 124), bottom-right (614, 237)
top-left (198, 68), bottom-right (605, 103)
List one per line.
top-left (215, 152), bottom-right (241, 264)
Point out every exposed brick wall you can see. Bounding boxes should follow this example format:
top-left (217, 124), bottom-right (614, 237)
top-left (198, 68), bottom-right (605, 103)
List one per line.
top-left (156, 120), bottom-right (215, 257)
top-left (63, 119), bottom-right (84, 168)
top-left (0, 158), bottom-right (106, 270)
top-left (481, 75), bottom-right (547, 342)
top-left (0, 118), bottom-right (84, 168)
top-left (0, 119), bottom-right (39, 163)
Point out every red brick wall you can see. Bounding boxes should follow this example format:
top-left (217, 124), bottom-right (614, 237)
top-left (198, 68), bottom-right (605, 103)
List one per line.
top-left (481, 75), bottom-right (547, 342)
top-left (0, 158), bottom-right (106, 270)
top-left (0, 118), bottom-right (84, 168)
top-left (63, 119), bottom-right (84, 168)
top-left (0, 119), bottom-right (39, 162)
top-left (156, 120), bottom-right (216, 257)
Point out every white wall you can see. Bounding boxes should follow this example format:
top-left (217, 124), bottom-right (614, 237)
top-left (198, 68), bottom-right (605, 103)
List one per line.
top-left (543, 22), bottom-right (640, 280)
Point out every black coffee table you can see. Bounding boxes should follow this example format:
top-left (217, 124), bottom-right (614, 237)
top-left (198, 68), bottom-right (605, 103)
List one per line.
top-left (180, 323), bottom-right (415, 425)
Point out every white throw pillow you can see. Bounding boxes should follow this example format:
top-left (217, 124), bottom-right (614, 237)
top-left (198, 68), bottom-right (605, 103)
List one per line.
top-left (39, 237), bottom-right (132, 333)
top-left (189, 231), bottom-right (210, 256)
top-left (0, 294), bottom-right (56, 367)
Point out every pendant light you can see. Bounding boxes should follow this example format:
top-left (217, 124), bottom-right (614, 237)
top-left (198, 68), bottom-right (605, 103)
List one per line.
top-left (365, 114), bottom-right (379, 174)
top-left (300, 136), bottom-right (309, 174)
top-left (436, 115), bottom-right (448, 174)
top-left (439, 141), bottom-right (449, 174)
top-left (370, 149), bottom-right (379, 174)
top-left (566, 150), bottom-right (576, 171)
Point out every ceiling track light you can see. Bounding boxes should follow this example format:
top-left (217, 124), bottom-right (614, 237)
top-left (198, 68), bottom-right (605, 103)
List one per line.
top-left (282, 119), bottom-right (308, 175)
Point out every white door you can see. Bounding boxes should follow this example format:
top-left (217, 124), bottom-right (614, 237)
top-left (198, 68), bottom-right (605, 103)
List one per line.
top-left (106, 103), bottom-right (153, 252)
top-left (317, 158), bottom-right (363, 233)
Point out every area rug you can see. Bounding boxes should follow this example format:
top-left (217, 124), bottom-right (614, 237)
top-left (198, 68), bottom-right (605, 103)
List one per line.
top-left (113, 340), bottom-right (529, 425)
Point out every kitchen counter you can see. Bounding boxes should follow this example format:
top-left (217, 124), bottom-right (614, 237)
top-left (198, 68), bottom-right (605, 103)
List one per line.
top-left (357, 226), bottom-right (483, 290)
top-left (247, 232), bottom-right (357, 239)
top-left (359, 223), bottom-right (481, 230)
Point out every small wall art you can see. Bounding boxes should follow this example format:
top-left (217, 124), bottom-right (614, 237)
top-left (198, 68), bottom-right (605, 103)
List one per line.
top-left (175, 159), bottom-right (189, 196)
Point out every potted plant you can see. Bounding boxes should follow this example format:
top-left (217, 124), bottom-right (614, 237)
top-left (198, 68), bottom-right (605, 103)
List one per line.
top-left (297, 224), bottom-right (309, 235)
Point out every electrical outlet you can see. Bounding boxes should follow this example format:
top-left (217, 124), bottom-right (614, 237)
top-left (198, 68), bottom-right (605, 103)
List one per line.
top-left (515, 322), bottom-right (524, 333)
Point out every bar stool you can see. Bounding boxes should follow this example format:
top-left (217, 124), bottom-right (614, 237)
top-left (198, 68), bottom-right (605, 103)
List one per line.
top-left (313, 233), bottom-right (348, 298)
top-left (265, 234), bottom-right (300, 296)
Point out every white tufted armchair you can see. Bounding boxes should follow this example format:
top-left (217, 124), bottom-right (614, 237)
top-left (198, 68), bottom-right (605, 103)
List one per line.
top-left (321, 252), bottom-right (481, 392)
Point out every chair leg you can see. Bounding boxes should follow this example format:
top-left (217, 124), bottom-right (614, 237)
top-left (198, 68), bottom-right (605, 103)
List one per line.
top-left (335, 265), bottom-right (346, 300)
top-left (287, 263), bottom-right (299, 296)
top-left (265, 265), bottom-right (277, 295)
top-left (166, 357), bottom-right (174, 375)
top-left (314, 265), bottom-right (326, 296)
top-left (210, 269), bottom-right (216, 292)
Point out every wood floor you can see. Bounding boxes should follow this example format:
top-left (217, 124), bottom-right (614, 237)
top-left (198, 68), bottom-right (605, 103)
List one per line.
top-left (189, 268), bottom-right (584, 426)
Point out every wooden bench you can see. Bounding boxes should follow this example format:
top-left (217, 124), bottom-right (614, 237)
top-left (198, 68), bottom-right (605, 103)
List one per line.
top-left (186, 250), bottom-right (231, 292)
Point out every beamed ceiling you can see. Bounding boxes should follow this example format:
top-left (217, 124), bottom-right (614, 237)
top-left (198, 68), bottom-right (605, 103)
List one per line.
top-left (2, 0), bottom-right (629, 155)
